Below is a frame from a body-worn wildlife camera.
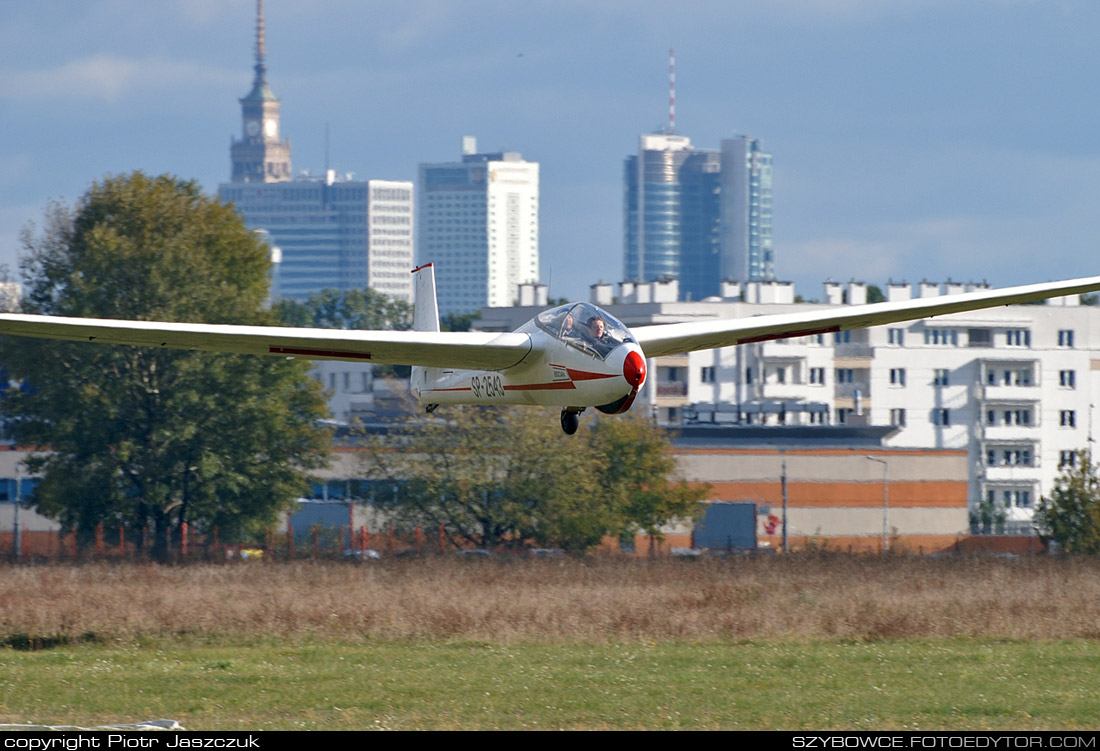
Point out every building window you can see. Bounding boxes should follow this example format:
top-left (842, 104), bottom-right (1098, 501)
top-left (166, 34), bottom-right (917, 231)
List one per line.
top-left (1005, 329), bottom-right (1031, 347)
top-left (968, 328), bottom-right (992, 347)
top-left (933, 369), bottom-right (950, 387)
top-left (932, 408), bottom-right (950, 426)
top-left (835, 368), bottom-right (854, 384)
top-left (1060, 370), bottom-right (1076, 389)
top-left (991, 448), bottom-right (1033, 466)
top-left (745, 367), bottom-right (753, 385)
top-left (700, 366), bottom-right (716, 384)
top-left (1060, 450), bottom-right (1078, 468)
top-left (888, 328), bottom-right (905, 346)
top-left (1058, 329), bottom-right (1075, 348)
top-left (924, 329), bottom-right (958, 346)
top-left (1060, 410), bottom-right (1077, 428)
top-left (1003, 489), bottom-right (1032, 508)
top-left (809, 367), bottom-right (825, 385)
top-left (889, 408), bottom-right (907, 427)
top-left (889, 368), bottom-right (906, 387)
top-left (774, 367), bottom-right (786, 384)
top-left (992, 409), bottom-right (1032, 426)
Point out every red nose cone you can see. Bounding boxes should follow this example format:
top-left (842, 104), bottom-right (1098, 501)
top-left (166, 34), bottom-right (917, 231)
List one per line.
top-left (623, 350), bottom-right (646, 389)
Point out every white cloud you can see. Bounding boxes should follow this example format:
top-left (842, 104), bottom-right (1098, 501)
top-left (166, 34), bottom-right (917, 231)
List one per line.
top-left (0, 55), bottom-right (236, 103)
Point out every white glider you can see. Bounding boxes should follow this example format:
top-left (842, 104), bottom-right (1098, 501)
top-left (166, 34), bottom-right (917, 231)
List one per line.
top-left (0, 263), bottom-right (1098, 433)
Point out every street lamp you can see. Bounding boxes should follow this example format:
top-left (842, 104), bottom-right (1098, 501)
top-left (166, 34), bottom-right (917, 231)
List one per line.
top-left (866, 455), bottom-right (889, 553)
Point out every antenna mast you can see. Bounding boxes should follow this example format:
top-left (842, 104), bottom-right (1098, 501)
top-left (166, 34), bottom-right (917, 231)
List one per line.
top-left (252, 0), bottom-right (267, 88)
top-left (668, 48), bottom-right (676, 134)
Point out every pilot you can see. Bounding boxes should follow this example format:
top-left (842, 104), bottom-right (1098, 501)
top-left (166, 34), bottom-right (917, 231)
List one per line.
top-left (560, 312), bottom-right (576, 338)
top-left (584, 315), bottom-right (612, 356)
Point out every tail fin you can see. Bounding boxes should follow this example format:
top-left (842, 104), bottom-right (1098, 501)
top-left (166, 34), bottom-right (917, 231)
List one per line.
top-left (412, 263), bottom-right (440, 333)
top-left (411, 263), bottom-right (440, 407)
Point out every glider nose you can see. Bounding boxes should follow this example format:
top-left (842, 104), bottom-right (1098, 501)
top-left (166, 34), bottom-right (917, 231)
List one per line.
top-left (623, 349), bottom-right (646, 389)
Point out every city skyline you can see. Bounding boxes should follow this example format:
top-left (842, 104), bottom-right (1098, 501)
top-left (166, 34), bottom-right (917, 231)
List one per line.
top-left (3, 1), bottom-right (1100, 304)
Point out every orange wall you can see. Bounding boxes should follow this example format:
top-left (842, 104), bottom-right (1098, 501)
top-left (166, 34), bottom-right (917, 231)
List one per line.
top-left (701, 481), bottom-right (967, 507)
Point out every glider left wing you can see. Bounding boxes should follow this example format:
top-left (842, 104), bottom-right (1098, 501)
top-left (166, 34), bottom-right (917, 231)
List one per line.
top-left (632, 275), bottom-right (1100, 358)
top-left (0, 313), bottom-right (533, 371)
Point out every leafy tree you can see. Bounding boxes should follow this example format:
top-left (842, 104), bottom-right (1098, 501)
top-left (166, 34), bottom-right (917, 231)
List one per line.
top-left (1034, 450), bottom-right (1100, 553)
top-left (440, 311), bottom-right (481, 332)
top-left (364, 407), bottom-right (705, 553)
top-left (866, 285), bottom-right (886, 304)
top-left (1, 172), bottom-right (330, 557)
top-left (273, 288), bottom-right (412, 331)
top-left (588, 416), bottom-right (706, 539)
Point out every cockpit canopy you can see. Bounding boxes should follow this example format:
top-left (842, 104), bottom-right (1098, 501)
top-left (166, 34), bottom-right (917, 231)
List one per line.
top-left (526, 303), bottom-right (635, 360)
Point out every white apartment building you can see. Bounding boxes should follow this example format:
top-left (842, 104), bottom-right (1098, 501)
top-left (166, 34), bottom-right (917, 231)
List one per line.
top-left (418, 136), bottom-right (540, 315)
top-left (476, 279), bottom-right (1098, 530)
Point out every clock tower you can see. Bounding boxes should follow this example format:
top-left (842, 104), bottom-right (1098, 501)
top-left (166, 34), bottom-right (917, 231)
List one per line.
top-left (230, 0), bottom-right (291, 183)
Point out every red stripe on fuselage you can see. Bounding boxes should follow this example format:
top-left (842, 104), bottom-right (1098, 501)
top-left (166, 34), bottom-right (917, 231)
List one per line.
top-left (565, 369), bottom-right (617, 381)
top-left (504, 382), bottom-right (576, 391)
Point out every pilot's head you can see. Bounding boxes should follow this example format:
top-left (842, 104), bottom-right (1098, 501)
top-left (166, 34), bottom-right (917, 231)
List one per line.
top-left (587, 316), bottom-right (605, 338)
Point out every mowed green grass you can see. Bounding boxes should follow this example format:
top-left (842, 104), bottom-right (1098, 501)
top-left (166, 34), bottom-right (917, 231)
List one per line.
top-left (3, 557), bottom-right (1100, 730)
top-left (2, 638), bottom-right (1100, 730)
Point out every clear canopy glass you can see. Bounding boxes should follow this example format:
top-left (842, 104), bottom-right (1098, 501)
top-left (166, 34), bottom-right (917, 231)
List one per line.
top-left (526, 303), bottom-right (635, 360)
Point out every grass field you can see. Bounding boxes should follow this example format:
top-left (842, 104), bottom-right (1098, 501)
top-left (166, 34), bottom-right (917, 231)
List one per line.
top-left (2, 555), bottom-right (1099, 730)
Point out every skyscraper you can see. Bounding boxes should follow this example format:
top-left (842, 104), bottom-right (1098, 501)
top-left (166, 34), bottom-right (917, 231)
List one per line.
top-left (218, 1), bottom-right (413, 303)
top-left (720, 136), bottom-right (774, 285)
top-left (418, 136), bottom-right (539, 316)
top-left (623, 133), bottom-right (773, 301)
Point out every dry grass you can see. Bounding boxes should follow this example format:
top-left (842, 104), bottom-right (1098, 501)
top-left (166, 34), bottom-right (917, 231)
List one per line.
top-left (2, 554), bottom-right (1100, 645)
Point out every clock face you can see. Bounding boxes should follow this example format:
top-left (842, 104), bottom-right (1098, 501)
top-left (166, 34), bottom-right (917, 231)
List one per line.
top-left (246, 120), bottom-right (260, 137)
top-left (264, 119), bottom-right (277, 137)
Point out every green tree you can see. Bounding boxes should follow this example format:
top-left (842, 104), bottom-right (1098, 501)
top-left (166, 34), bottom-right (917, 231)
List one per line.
top-left (1034, 450), bottom-right (1100, 553)
top-left (588, 416), bottom-right (706, 539)
top-left (273, 288), bottom-right (412, 331)
top-left (440, 311), bottom-right (481, 332)
top-left (2, 173), bottom-right (330, 558)
top-left (364, 407), bottom-right (705, 553)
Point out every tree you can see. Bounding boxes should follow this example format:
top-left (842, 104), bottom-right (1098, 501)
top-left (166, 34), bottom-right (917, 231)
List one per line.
top-left (272, 288), bottom-right (412, 331)
top-left (1, 173), bottom-right (330, 557)
top-left (363, 407), bottom-right (706, 553)
top-left (588, 416), bottom-right (706, 539)
top-left (1034, 450), bottom-right (1100, 553)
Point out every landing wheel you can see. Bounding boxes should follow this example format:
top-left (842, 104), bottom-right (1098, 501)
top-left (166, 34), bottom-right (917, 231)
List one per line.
top-left (560, 409), bottom-right (581, 435)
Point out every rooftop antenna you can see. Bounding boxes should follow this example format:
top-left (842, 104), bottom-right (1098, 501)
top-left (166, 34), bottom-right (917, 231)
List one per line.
top-left (325, 122), bottom-right (330, 174)
top-left (668, 48), bottom-right (676, 135)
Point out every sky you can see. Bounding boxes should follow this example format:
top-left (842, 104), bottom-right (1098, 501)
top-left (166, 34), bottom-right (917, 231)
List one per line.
top-left (2, 0), bottom-right (1100, 304)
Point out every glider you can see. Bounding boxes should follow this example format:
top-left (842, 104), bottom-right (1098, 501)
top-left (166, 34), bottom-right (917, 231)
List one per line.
top-left (0, 263), bottom-right (1098, 434)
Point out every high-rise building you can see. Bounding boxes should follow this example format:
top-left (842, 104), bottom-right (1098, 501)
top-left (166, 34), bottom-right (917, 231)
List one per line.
top-left (418, 136), bottom-right (539, 316)
top-left (217, 1), bottom-right (413, 303)
top-left (720, 136), bottom-right (774, 285)
top-left (623, 133), bottom-right (773, 302)
top-left (219, 177), bottom-right (414, 302)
